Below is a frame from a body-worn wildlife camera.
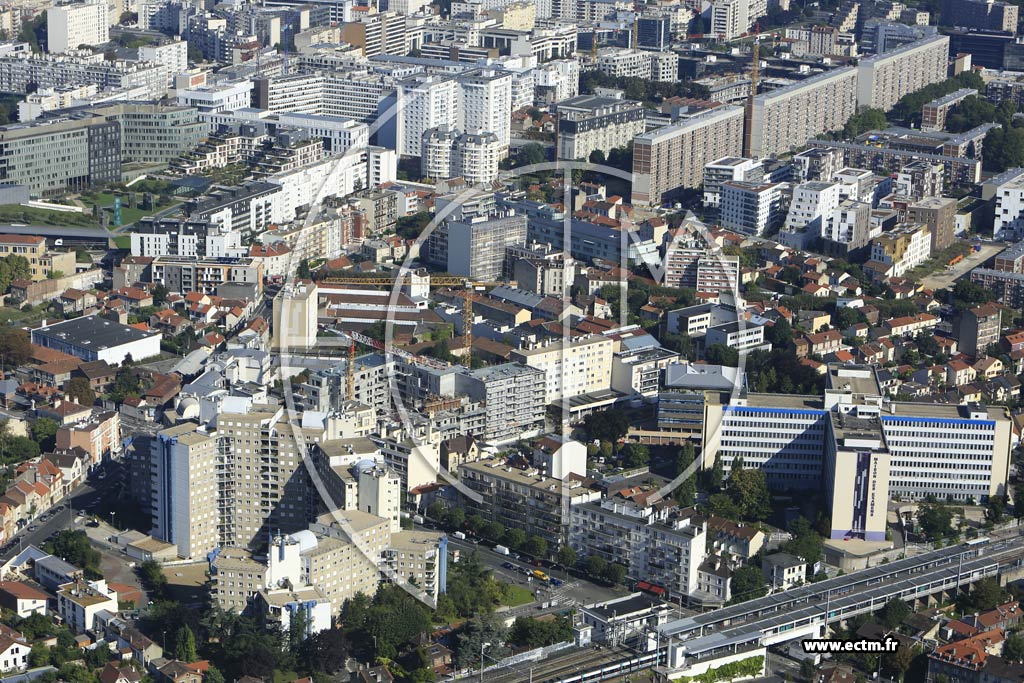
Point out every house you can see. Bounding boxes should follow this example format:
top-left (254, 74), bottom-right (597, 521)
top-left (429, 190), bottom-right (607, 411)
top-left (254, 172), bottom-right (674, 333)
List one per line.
top-left (881, 313), bottom-right (938, 339)
top-left (763, 552), bottom-right (807, 590)
top-left (695, 554), bottom-right (732, 607)
top-left (947, 360), bottom-right (977, 387)
top-left (0, 633), bottom-right (30, 673)
top-left (58, 289), bottom-right (98, 315)
top-left (71, 361), bottom-right (117, 394)
top-left (155, 660), bottom-right (206, 683)
top-left (804, 330), bottom-right (843, 357)
top-left (36, 400), bottom-right (92, 426)
top-left (0, 583), bottom-right (46, 618)
top-left (974, 356), bottom-right (1004, 379)
top-left (57, 579), bottom-right (117, 633)
top-left (705, 516), bottom-right (764, 559)
top-left (99, 662), bottom-right (141, 683)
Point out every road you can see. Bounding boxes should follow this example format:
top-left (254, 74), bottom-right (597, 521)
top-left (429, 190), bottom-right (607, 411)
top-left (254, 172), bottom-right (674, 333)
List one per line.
top-left (441, 533), bottom-right (629, 614)
top-left (0, 459), bottom-right (128, 562)
top-left (919, 242), bottom-right (1005, 290)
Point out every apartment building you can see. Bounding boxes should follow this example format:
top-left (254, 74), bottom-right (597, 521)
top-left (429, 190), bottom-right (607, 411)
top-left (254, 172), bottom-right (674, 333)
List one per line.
top-left (509, 334), bottom-right (614, 404)
top-left (534, 59), bottom-right (580, 104)
top-left (57, 580), bottom-right (117, 633)
top-left (921, 88), bottom-right (978, 132)
top-left (664, 242), bottom-right (740, 294)
top-left (868, 223), bottom-right (931, 278)
top-left (992, 170), bottom-right (1024, 239)
top-left (47, 0), bottom-right (110, 54)
top-left (213, 404), bottom-right (327, 550)
top-left (957, 302), bottom-right (1002, 358)
top-left (421, 126), bottom-right (504, 184)
top-left (749, 66), bottom-right (858, 158)
top-left (785, 181), bottom-right (842, 237)
top-left (719, 181), bottom-right (787, 235)
top-left (856, 35), bottom-right (950, 111)
top-left (570, 496), bottom-right (707, 601)
top-left (150, 256), bottom-right (263, 295)
top-left (942, 0), bottom-right (1017, 32)
top-left (457, 68), bottom-right (514, 149)
top-left (341, 11), bottom-right (408, 58)
top-left (703, 157), bottom-right (763, 208)
top-left (452, 363), bottom-right (546, 444)
top-left (632, 105), bottom-right (745, 207)
top-left (0, 115), bottom-right (119, 195)
top-left (395, 75), bottom-right (460, 157)
top-left (908, 196), bottom-right (957, 251)
top-left (460, 458), bottom-right (601, 552)
top-left (150, 423), bottom-right (220, 560)
top-left (427, 211), bottom-right (527, 280)
top-left (596, 48), bottom-right (652, 79)
top-left (0, 235), bottom-right (74, 281)
top-left (555, 95), bottom-right (646, 161)
top-left (0, 54), bottom-right (167, 100)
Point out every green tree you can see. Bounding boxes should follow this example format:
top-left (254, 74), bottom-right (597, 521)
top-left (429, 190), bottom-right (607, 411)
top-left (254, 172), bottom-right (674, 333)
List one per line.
top-left (64, 377), bottom-right (96, 407)
top-left (958, 578), bottom-right (1006, 613)
top-left (556, 546), bottom-right (577, 568)
top-left (523, 535), bottom-right (548, 559)
top-left (1005, 634), bottom-right (1024, 662)
top-left (879, 598), bottom-right (911, 629)
top-left (138, 559), bottom-right (168, 598)
top-left (729, 565), bottom-right (767, 603)
top-left (783, 517), bottom-right (824, 566)
top-left (30, 418), bottom-right (59, 451)
top-left (603, 562), bottom-right (627, 585)
top-left (917, 503), bottom-right (953, 540)
top-left (503, 528), bottom-right (526, 549)
top-left (516, 143), bottom-right (545, 167)
top-left (174, 625), bottom-right (198, 662)
top-left (729, 469), bottom-right (773, 521)
top-left (583, 410), bottom-right (630, 443)
top-left (584, 555), bottom-right (607, 579)
top-left (620, 443), bottom-right (650, 468)
top-left (705, 344), bottom-right (740, 367)
top-left (0, 328), bottom-right (31, 368)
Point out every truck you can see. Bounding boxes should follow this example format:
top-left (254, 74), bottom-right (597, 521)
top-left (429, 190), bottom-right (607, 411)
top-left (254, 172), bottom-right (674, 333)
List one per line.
top-left (452, 531), bottom-right (467, 540)
top-left (412, 514), bottom-right (425, 525)
top-left (494, 544), bottom-right (511, 556)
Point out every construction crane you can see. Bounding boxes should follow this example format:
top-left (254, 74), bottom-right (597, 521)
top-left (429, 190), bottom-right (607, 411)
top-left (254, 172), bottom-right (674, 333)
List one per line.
top-left (742, 40), bottom-right (760, 158)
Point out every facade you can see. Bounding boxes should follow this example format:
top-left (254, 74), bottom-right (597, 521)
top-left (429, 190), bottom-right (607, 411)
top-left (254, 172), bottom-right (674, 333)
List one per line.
top-left (632, 105), bottom-right (745, 207)
top-left (569, 497), bottom-right (706, 601)
top-left (555, 95), bottom-right (646, 161)
top-left (57, 580), bottom-right (117, 633)
top-left (460, 458), bottom-right (601, 552)
top-left (856, 36), bottom-right (950, 111)
top-left (510, 334), bottom-right (614, 404)
top-left (749, 67), bottom-right (858, 159)
top-left (703, 157), bottom-right (762, 208)
top-left (719, 181), bottom-right (786, 235)
top-left (453, 363), bottom-right (546, 444)
top-left (150, 423), bottom-right (220, 560)
top-left (0, 235), bottom-right (74, 281)
top-left (868, 223), bottom-right (931, 278)
top-left (702, 365), bottom-right (1013, 505)
top-left (47, 0), bottom-right (110, 54)
top-left (908, 196), bottom-right (957, 251)
top-left (438, 211), bottom-right (527, 280)
top-left (921, 88), bottom-right (978, 132)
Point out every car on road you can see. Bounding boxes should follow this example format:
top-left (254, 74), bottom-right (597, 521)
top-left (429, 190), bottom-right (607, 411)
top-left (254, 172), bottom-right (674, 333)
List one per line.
top-left (27, 526), bottom-right (36, 531)
top-left (550, 578), bottom-right (563, 587)
top-left (502, 561), bottom-right (515, 570)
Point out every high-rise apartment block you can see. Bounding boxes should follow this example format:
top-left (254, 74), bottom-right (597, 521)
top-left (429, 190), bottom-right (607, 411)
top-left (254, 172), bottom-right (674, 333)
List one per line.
top-left (856, 35), bottom-right (950, 111)
top-left (151, 423), bottom-right (221, 560)
top-left (749, 67), bottom-right (858, 159)
top-left (47, 0), bottom-right (110, 54)
top-left (510, 334), bottom-right (614, 404)
top-left (555, 95), bottom-right (646, 161)
top-left (632, 105), bottom-right (744, 207)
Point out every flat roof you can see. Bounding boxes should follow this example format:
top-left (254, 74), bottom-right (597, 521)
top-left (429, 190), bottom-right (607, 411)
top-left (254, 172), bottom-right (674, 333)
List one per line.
top-left (33, 315), bottom-right (158, 350)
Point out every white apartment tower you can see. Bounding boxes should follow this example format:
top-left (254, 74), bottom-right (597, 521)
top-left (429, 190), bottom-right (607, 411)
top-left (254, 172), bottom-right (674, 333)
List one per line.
top-left (48, 0), bottom-right (111, 54)
top-left (457, 69), bottom-right (514, 150)
top-left (396, 75), bottom-right (460, 157)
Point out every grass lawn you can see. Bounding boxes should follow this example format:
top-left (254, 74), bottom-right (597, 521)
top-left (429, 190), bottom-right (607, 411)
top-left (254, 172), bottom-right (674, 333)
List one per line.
top-left (500, 583), bottom-right (535, 607)
top-left (83, 193), bottom-right (180, 227)
top-left (0, 306), bottom-right (49, 326)
top-left (113, 235), bottom-right (132, 249)
top-left (0, 204), bottom-right (100, 228)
